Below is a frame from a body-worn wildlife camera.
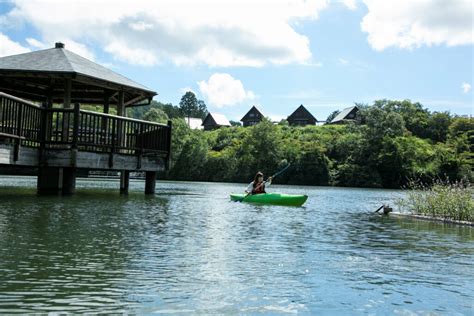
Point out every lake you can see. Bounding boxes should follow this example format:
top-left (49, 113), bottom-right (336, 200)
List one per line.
top-left (0, 176), bottom-right (472, 314)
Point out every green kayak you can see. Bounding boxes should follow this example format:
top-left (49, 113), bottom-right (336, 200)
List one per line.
top-left (230, 193), bottom-right (308, 206)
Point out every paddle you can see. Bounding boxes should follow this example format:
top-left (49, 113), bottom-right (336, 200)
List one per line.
top-left (243, 163), bottom-right (291, 201)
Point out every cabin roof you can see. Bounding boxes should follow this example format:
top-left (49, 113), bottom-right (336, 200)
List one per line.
top-left (203, 113), bottom-right (231, 126)
top-left (240, 105), bottom-right (264, 122)
top-left (331, 106), bottom-right (358, 123)
top-left (287, 104), bottom-right (317, 121)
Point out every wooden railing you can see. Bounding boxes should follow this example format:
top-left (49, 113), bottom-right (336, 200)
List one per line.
top-left (0, 92), bottom-right (42, 148)
top-left (0, 92), bottom-right (171, 164)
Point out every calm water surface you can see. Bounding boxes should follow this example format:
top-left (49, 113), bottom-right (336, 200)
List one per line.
top-left (0, 176), bottom-right (472, 314)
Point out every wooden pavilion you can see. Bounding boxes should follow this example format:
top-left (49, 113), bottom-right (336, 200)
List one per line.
top-left (0, 43), bottom-right (171, 195)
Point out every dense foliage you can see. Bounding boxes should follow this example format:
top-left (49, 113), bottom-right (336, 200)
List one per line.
top-left (145, 99), bottom-right (472, 188)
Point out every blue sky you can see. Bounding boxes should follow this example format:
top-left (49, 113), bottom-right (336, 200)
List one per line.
top-left (0, 0), bottom-right (472, 122)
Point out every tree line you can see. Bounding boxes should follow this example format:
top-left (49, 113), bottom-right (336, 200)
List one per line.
top-left (128, 91), bottom-right (208, 122)
top-left (130, 96), bottom-right (472, 188)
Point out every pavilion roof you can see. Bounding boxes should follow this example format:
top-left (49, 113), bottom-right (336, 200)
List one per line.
top-left (0, 43), bottom-right (156, 106)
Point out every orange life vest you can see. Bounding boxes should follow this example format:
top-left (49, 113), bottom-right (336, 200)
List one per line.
top-left (252, 181), bottom-right (266, 194)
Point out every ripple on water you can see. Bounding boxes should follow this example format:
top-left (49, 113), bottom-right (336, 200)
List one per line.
top-left (0, 178), bottom-right (472, 314)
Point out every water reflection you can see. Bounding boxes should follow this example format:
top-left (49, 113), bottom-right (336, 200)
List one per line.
top-left (0, 187), bottom-right (170, 313)
top-left (0, 178), bottom-right (472, 314)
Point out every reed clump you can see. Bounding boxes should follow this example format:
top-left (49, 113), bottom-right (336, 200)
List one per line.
top-left (397, 180), bottom-right (474, 222)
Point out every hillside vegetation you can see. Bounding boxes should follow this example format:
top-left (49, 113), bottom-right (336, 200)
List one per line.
top-left (146, 99), bottom-right (472, 188)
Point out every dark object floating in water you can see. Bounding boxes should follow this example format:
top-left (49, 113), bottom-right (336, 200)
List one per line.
top-left (374, 204), bottom-right (392, 214)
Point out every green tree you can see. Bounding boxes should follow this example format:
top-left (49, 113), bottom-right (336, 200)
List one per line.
top-left (427, 112), bottom-right (452, 143)
top-left (168, 118), bottom-right (190, 170)
top-left (143, 108), bottom-right (168, 123)
top-left (170, 132), bottom-right (208, 180)
top-left (160, 103), bottom-right (182, 119)
top-left (179, 91), bottom-right (208, 119)
top-left (197, 100), bottom-right (208, 119)
top-left (291, 143), bottom-right (330, 185)
top-left (246, 118), bottom-right (282, 173)
top-left (332, 162), bottom-right (382, 187)
top-left (449, 117), bottom-right (474, 141)
top-left (128, 100), bottom-right (181, 120)
top-left (363, 106), bottom-right (405, 142)
top-left (374, 99), bottom-right (429, 138)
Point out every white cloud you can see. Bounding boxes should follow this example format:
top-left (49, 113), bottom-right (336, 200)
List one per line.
top-left (128, 21), bottom-right (154, 31)
top-left (25, 36), bottom-right (95, 60)
top-left (26, 37), bottom-right (46, 49)
top-left (461, 82), bottom-right (472, 94)
top-left (2, 0), bottom-right (329, 67)
top-left (198, 73), bottom-right (255, 108)
top-left (343, 0), bottom-right (357, 10)
top-left (104, 41), bottom-right (156, 65)
top-left (338, 57), bottom-right (349, 65)
top-left (301, 60), bottom-right (323, 67)
top-left (0, 33), bottom-right (30, 57)
top-left (62, 39), bottom-right (96, 60)
top-left (361, 0), bottom-right (473, 51)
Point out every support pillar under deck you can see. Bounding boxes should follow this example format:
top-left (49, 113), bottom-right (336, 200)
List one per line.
top-left (145, 171), bottom-right (157, 194)
top-left (37, 167), bottom-right (77, 195)
top-left (37, 167), bottom-right (63, 195)
top-left (120, 170), bottom-right (130, 194)
top-left (62, 168), bottom-right (76, 195)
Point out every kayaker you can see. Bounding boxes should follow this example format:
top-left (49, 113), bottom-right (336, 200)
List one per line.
top-left (245, 171), bottom-right (272, 195)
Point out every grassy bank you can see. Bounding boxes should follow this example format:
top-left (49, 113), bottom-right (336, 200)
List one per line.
top-left (397, 181), bottom-right (474, 222)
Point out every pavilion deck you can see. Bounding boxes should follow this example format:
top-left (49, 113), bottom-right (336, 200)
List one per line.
top-left (0, 92), bottom-right (171, 194)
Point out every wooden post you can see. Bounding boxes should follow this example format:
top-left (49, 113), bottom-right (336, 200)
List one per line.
top-left (64, 78), bottom-right (72, 109)
top-left (166, 120), bottom-right (172, 170)
top-left (102, 91), bottom-right (110, 143)
top-left (109, 118), bottom-right (115, 168)
top-left (13, 102), bottom-right (23, 161)
top-left (72, 103), bottom-right (80, 149)
top-left (117, 90), bottom-right (128, 192)
top-left (62, 167), bottom-right (76, 195)
top-left (37, 167), bottom-right (63, 195)
top-left (117, 90), bottom-right (125, 149)
top-left (120, 170), bottom-right (130, 194)
top-left (103, 91), bottom-right (110, 114)
top-left (117, 90), bottom-right (125, 116)
top-left (70, 102), bottom-right (80, 168)
top-left (145, 171), bottom-right (156, 194)
top-left (38, 102), bottom-right (48, 165)
top-left (137, 123), bottom-right (144, 169)
top-left (62, 78), bottom-right (72, 143)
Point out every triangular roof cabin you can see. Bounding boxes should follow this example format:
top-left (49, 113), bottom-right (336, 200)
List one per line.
top-left (287, 104), bottom-right (317, 126)
top-left (202, 113), bottom-right (231, 130)
top-left (330, 106), bottom-right (359, 124)
top-left (240, 106), bottom-right (264, 127)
